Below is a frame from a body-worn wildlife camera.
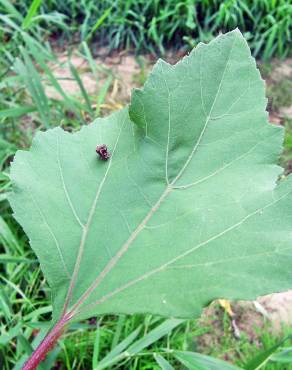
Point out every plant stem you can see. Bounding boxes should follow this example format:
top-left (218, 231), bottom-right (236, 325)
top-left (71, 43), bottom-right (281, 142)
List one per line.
top-left (22, 314), bottom-right (71, 370)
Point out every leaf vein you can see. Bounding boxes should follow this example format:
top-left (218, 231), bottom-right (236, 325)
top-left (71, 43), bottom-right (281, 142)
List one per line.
top-left (77, 187), bottom-right (292, 314)
top-left (57, 135), bottom-right (84, 228)
top-left (63, 116), bottom-right (127, 313)
top-left (67, 36), bottom-right (244, 314)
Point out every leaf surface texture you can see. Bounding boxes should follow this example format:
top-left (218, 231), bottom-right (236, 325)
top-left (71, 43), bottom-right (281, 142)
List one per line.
top-left (10, 30), bottom-right (292, 321)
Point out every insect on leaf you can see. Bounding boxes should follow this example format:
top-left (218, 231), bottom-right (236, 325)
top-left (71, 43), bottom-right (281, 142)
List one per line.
top-left (9, 29), bottom-right (292, 326)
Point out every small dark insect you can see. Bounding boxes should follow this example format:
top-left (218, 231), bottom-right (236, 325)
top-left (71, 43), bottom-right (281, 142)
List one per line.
top-left (96, 144), bottom-right (110, 161)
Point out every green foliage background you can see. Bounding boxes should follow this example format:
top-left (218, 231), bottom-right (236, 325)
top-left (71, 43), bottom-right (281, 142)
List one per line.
top-left (0, 1), bottom-right (292, 369)
top-left (2, 0), bottom-right (292, 59)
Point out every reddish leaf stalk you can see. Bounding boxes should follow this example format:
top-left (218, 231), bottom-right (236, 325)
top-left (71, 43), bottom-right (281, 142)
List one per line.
top-left (22, 314), bottom-right (71, 370)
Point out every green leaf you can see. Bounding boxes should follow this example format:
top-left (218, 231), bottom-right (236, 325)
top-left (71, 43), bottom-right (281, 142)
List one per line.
top-left (9, 30), bottom-right (292, 326)
top-left (174, 351), bottom-right (242, 370)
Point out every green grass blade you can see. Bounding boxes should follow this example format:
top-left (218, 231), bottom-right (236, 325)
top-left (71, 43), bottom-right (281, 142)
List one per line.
top-left (111, 315), bottom-right (126, 350)
top-left (92, 320), bottom-right (101, 369)
top-left (23, 34), bottom-right (86, 122)
top-left (0, 254), bottom-right (36, 263)
top-left (0, 323), bottom-right (22, 345)
top-left (0, 215), bottom-right (21, 253)
top-left (14, 49), bottom-right (51, 128)
top-left (127, 319), bottom-right (184, 355)
top-left (0, 0), bottom-right (23, 21)
top-left (69, 61), bottom-right (94, 117)
top-left (22, 306), bottom-right (52, 323)
top-left (270, 347), bottom-right (292, 364)
top-left (96, 325), bottom-right (142, 369)
top-left (154, 353), bottom-right (175, 370)
top-left (81, 41), bottom-right (98, 78)
top-left (96, 319), bottom-right (183, 370)
top-left (0, 286), bottom-right (13, 320)
top-left (22, 0), bottom-right (43, 30)
top-left (245, 336), bottom-right (292, 370)
top-left (95, 75), bottom-right (112, 116)
top-left (85, 7), bottom-right (112, 42)
top-left (174, 351), bottom-right (243, 370)
top-left (0, 106), bottom-right (36, 119)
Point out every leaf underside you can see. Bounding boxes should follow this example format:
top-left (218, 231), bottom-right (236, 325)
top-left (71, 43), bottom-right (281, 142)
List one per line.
top-left (10, 29), bottom-right (292, 323)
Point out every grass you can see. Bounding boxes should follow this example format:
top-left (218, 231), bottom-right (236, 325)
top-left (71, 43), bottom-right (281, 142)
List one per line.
top-left (1, 0), bottom-right (291, 59)
top-left (1, 2), bottom-right (292, 368)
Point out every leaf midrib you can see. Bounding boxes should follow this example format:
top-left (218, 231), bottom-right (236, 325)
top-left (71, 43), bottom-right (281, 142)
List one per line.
top-left (76, 186), bottom-right (291, 317)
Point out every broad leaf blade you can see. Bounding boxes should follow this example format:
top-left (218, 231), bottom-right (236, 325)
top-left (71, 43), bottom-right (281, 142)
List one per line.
top-left (9, 30), bottom-right (292, 323)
